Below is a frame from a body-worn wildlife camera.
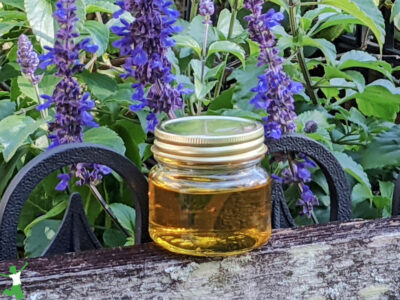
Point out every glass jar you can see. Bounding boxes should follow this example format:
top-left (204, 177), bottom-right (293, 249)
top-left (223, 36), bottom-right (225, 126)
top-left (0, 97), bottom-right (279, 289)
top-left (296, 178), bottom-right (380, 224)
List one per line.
top-left (149, 116), bottom-right (271, 256)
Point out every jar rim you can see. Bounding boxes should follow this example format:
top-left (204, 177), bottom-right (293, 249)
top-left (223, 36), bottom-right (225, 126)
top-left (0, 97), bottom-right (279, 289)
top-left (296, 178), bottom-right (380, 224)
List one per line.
top-left (153, 116), bottom-right (267, 164)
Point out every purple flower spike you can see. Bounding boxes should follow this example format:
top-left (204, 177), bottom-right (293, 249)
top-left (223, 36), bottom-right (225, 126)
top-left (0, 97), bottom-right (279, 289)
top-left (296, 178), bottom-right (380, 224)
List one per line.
top-left (113, 0), bottom-right (188, 131)
top-left (17, 34), bottom-right (40, 85)
top-left (245, 0), bottom-right (318, 218)
top-left (39, 0), bottom-right (109, 189)
top-left (244, 2), bottom-right (303, 139)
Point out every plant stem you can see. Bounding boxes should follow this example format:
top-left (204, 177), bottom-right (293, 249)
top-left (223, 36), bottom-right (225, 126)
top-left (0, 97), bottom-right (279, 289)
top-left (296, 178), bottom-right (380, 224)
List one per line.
top-left (89, 184), bottom-right (131, 237)
top-left (33, 82), bottom-right (48, 119)
top-left (190, 0), bottom-right (199, 21)
top-left (0, 82), bottom-right (10, 91)
top-left (315, 85), bottom-right (358, 91)
top-left (214, 0), bottom-right (238, 98)
top-left (200, 18), bottom-right (210, 83)
top-left (91, 109), bottom-right (140, 123)
top-left (299, 1), bottom-right (318, 6)
top-left (288, 0), bottom-right (318, 105)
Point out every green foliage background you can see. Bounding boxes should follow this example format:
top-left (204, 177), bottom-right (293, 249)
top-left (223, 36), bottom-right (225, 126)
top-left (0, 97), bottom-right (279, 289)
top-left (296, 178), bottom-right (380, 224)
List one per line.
top-left (0, 0), bottom-right (400, 256)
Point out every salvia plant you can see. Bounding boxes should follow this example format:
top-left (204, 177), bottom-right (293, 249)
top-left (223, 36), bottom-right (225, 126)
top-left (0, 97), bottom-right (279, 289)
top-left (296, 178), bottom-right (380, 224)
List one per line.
top-left (38, 0), bottom-right (112, 191)
top-left (0, 0), bottom-right (400, 255)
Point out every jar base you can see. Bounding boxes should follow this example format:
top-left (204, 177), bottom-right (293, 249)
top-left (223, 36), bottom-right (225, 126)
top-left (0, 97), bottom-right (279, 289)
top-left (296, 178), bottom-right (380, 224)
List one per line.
top-left (150, 226), bottom-right (271, 257)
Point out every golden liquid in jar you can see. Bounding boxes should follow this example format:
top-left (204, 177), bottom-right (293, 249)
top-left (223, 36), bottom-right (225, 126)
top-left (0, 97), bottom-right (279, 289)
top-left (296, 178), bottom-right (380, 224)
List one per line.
top-left (149, 179), bottom-right (272, 256)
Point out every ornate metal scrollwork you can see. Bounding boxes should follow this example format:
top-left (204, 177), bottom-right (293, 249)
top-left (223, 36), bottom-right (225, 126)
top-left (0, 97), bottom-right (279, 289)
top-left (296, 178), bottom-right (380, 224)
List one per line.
top-left (267, 134), bottom-right (352, 228)
top-left (0, 143), bottom-right (150, 261)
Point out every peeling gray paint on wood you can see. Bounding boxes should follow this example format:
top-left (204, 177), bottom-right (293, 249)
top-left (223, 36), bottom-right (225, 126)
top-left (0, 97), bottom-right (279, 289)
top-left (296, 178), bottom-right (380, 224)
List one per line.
top-left (1, 218), bottom-right (400, 299)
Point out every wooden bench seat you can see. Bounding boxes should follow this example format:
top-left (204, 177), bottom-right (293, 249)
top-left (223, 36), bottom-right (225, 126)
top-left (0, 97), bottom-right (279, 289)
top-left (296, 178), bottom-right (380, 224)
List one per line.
top-left (1, 217), bottom-right (399, 299)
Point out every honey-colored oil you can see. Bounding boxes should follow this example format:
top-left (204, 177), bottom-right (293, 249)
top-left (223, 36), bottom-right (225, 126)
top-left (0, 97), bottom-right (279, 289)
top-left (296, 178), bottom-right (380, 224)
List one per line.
top-left (149, 179), bottom-right (272, 256)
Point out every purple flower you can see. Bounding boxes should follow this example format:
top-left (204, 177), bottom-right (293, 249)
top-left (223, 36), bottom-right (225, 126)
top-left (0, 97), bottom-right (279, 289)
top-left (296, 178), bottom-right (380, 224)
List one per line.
top-left (39, 0), bottom-right (109, 190)
top-left (199, 0), bottom-right (215, 24)
top-left (112, 0), bottom-right (186, 131)
top-left (56, 173), bottom-right (71, 191)
top-left (245, 0), bottom-right (319, 218)
top-left (297, 185), bottom-right (319, 218)
top-left (17, 34), bottom-right (41, 85)
top-left (245, 2), bottom-right (302, 139)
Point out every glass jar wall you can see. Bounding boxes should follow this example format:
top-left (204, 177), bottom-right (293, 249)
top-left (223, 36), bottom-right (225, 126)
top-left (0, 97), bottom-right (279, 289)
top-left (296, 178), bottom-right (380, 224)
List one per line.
top-left (149, 116), bottom-right (271, 256)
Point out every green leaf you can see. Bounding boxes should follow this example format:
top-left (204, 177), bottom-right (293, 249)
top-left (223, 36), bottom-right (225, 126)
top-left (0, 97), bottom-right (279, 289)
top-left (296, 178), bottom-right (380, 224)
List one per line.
top-left (86, 0), bottom-right (120, 14)
top-left (109, 203), bottom-right (136, 235)
top-left (339, 50), bottom-right (392, 79)
top-left (206, 62), bottom-right (226, 80)
top-left (297, 110), bottom-right (331, 131)
top-left (391, 0), bottom-right (400, 31)
top-left (320, 0), bottom-right (385, 51)
top-left (228, 61), bottom-right (264, 107)
top-left (297, 110), bottom-right (333, 148)
top-left (0, 146), bottom-right (29, 198)
top-left (302, 37), bottom-right (337, 64)
top-left (209, 87), bottom-right (234, 110)
top-left (0, 21), bottom-right (25, 37)
top-left (380, 181), bottom-right (394, 200)
top-left (84, 127), bottom-right (126, 155)
top-left (334, 151), bottom-right (371, 190)
top-left (313, 14), bottom-right (361, 35)
top-left (194, 77), bottom-right (217, 100)
top-left (269, 0), bottom-right (288, 11)
top-left (2, 0), bottom-right (25, 10)
top-left (217, 9), bottom-right (244, 39)
top-left (24, 0), bottom-right (55, 48)
top-left (190, 59), bottom-right (204, 80)
top-left (103, 228), bottom-right (127, 248)
top-left (112, 120), bottom-right (145, 168)
top-left (354, 80), bottom-right (400, 121)
top-left (139, 143), bottom-right (152, 162)
top-left (24, 200), bottom-right (68, 236)
top-left (174, 34), bottom-right (202, 57)
top-left (228, 0), bottom-right (244, 9)
top-left (361, 125), bottom-right (400, 169)
top-left (18, 75), bottom-right (61, 102)
top-left (324, 67), bottom-right (365, 92)
top-left (75, 0), bottom-right (86, 31)
top-left (0, 115), bottom-right (43, 162)
top-left (24, 220), bottom-right (61, 258)
top-left (0, 62), bottom-right (20, 83)
top-left (218, 109), bottom-right (262, 120)
top-left (0, 100), bottom-right (16, 121)
top-left (186, 16), bottom-right (217, 48)
top-left (104, 88), bottom-right (133, 106)
top-left (207, 41), bottom-right (246, 67)
top-left (351, 183), bottom-right (372, 206)
top-left (83, 21), bottom-right (110, 56)
top-left (79, 71), bottom-right (118, 101)
top-left (372, 196), bottom-right (391, 210)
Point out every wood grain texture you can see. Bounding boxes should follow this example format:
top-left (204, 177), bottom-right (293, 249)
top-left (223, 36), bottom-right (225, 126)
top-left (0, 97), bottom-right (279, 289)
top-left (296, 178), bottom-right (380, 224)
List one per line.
top-left (1, 218), bottom-right (400, 299)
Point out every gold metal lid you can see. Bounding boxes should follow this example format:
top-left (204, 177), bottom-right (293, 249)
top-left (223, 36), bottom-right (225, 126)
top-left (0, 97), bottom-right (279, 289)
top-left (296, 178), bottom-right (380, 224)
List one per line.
top-left (152, 116), bottom-right (267, 165)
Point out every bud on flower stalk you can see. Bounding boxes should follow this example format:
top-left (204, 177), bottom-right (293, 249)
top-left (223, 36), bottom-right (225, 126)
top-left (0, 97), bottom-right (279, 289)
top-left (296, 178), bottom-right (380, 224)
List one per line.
top-left (199, 0), bottom-right (215, 24)
top-left (17, 35), bottom-right (40, 85)
top-left (304, 120), bottom-right (318, 133)
top-left (17, 34), bottom-right (48, 118)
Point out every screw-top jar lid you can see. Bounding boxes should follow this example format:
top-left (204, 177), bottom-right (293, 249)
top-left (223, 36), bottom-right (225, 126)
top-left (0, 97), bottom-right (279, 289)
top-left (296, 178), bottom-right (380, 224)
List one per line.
top-left (152, 116), bottom-right (267, 165)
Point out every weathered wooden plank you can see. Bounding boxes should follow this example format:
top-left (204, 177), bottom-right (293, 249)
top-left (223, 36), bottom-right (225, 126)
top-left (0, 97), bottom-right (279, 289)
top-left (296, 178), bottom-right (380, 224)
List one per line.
top-left (1, 218), bottom-right (400, 299)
